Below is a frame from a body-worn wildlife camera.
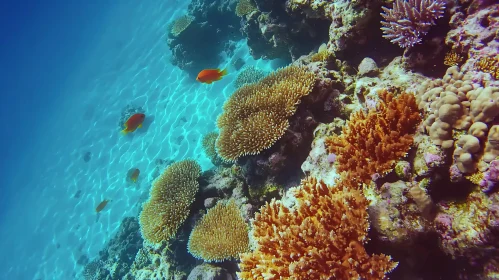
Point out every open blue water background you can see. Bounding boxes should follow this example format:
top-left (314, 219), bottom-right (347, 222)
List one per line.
top-left (0, 1), bottom-right (276, 279)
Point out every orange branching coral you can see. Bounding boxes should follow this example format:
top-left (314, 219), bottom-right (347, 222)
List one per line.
top-left (325, 90), bottom-right (421, 189)
top-left (216, 65), bottom-right (316, 161)
top-left (238, 177), bottom-right (397, 280)
top-left (188, 200), bottom-right (249, 262)
top-left (139, 160), bottom-right (201, 244)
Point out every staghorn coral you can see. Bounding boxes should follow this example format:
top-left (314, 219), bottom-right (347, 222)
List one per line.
top-left (380, 0), bottom-right (446, 48)
top-left (238, 177), bottom-right (397, 279)
top-left (325, 90), bottom-right (422, 189)
top-left (216, 65), bottom-right (316, 161)
top-left (169, 15), bottom-right (195, 37)
top-left (139, 160), bottom-right (201, 244)
top-left (233, 66), bottom-right (266, 89)
top-left (188, 199), bottom-right (249, 262)
top-left (202, 132), bottom-right (223, 166)
top-left (235, 0), bottom-right (257, 17)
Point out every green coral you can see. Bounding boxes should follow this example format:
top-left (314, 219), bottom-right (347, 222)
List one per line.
top-left (169, 15), bottom-right (195, 37)
top-left (249, 184), bottom-right (281, 201)
top-left (202, 132), bottom-right (223, 166)
top-left (234, 66), bottom-right (266, 89)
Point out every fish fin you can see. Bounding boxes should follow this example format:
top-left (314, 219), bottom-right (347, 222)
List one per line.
top-left (220, 68), bottom-right (228, 76)
top-left (206, 80), bottom-right (212, 84)
top-left (121, 129), bottom-right (129, 135)
top-left (138, 124), bottom-right (142, 128)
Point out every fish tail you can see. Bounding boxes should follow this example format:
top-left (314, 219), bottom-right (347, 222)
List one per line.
top-left (220, 68), bottom-right (228, 76)
top-left (121, 129), bottom-right (129, 135)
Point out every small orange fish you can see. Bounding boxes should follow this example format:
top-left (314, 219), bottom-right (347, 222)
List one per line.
top-left (122, 113), bottom-right (145, 135)
top-left (196, 68), bottom-right (228, 84)
top-left (95, 199), bottom-right (110, 213)
top-left (128, 168), bottom-right (140, 183)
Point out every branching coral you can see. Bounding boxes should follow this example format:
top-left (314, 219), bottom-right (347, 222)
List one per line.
top-left (139, 160), bottom-right (201, 244)
top-left (325, 90), bottom-right (422, 189)
top-left (188, 200), bottom-right (249, 262)
top-left (381, 0), bottom-right (446, 48)
top-left (235, 0), bottom-right (257, 17)
top-left (202, 132), bottom-right (223, 165)
top-left (238, 177), bottom-right (397, 279)
top-left (169, 15), bottom-right (195, 37)
top-left (474, 56), bottom-right (499, 80)
top-left (233, 66), bottom-right (266, 89)
top-left (216, 65), bottom-right (316, 161)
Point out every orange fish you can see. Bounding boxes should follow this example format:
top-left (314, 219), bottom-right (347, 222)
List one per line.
top-left (196, 68), bottom-right (228, 84)
top-left (95, 199), bottom-right (110, 213)
top-left (128, 168), bottom-right (140, 183)
top-left (122, 113), bottom-right (145, 135)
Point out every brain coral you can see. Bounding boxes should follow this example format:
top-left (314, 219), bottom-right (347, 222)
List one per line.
top-left (139, 160), bottom-right (201, 244)
top-left (216, 65), bottom-right (316, 161)
top-left (188, 199), bottom-right (249, 262)
top-left (238, 177), bottom-right (397, 279)
top-left (326, 90), bottom-right (422, 189)
top-left (169, 14), bottom-right (195, 37)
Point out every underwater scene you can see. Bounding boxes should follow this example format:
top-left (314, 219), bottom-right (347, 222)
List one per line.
top-left (1, 0), bottom-right (499, 279)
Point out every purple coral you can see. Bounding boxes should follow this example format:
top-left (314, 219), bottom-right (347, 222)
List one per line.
top-left (480, 160), bottom-right (499, 193)
top-left (381, 0), bottom-right (446, 48)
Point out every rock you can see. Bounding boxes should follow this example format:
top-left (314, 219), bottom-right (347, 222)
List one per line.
top-left (358, 57), bottom-right (379, 77)
top-left (187, 264), bottom-right (233, 280)
top-left (204, 197), bottom-right (219, 208)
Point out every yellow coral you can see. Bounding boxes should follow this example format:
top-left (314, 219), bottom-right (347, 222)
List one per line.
top-left (235, 0), bottom-right (257, 17)
top-left (238, 177), bottom-right (397, 279)
top-left (216, 65), bottom-right (316, 161)
top-left (169, 15), bottom-right (195, 37)
top-left (326, 90), bottom-right (421, 189)
top-left (443, 51), bottom-right (464, 66)
top-left (465, 172), bottom-right (484, 185)
top-left (202, 132), bottom-right (223, 165)
top-left (474, 56), bottom-right (499, 79)
top-left (139, 160), bottom-right (201, 244)
top-left (188, 200), bottom-right (249, 262)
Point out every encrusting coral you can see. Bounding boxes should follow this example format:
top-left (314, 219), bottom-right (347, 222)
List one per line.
top-left (238, 177), bottom-right (397, 279)
top-left (169, 14), bottom-right (195, 37)
top-left (326, 90), bottom-right (422, 189)
top-left (216, 65), bottom-right (316, 161)
top-left (188, 199), bottom-right (249, 262)
top-left (380, 0), bottom-right (446, 48)
top-left (139, 160), bottom-right (201, 244)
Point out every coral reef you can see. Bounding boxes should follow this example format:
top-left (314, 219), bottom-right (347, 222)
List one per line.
top-left (82, 217), bottom-right (143, 279)
top-left (139, 160), bottom-right (201, 244)
top-left (188, 200), bottom-right (249, 262)
top-left (380, 0), bottom-right (446, 48)
top-left (235, 0), bottom-right (257, 17)
top-left (326, 90), bottom-right (422, 189)
top-left (169, 15), bottom-right (195, 37)
top-left (216, 65), bottom-right (316, 161)
top-left (238, 177), bottom-right (397, 279)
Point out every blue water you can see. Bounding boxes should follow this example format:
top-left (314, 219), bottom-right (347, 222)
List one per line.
top-left (0, 1), bottom-right (275, 279)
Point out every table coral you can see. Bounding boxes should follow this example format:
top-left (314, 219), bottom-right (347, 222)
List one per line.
top-left (169, 15), bottom-right (195, 37)
top-left (216, 65), bottom-right (316, 162)
top-left (238, 177), bottom-right (397, 280)
top-left (201, 132), bottom-right (223, 166)
top-left (187, 200), bottom-right (249, 262)
top-left (325, 90), bottom-right (421, 189)
top-left (139, 160), bottom-right (201, 244)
